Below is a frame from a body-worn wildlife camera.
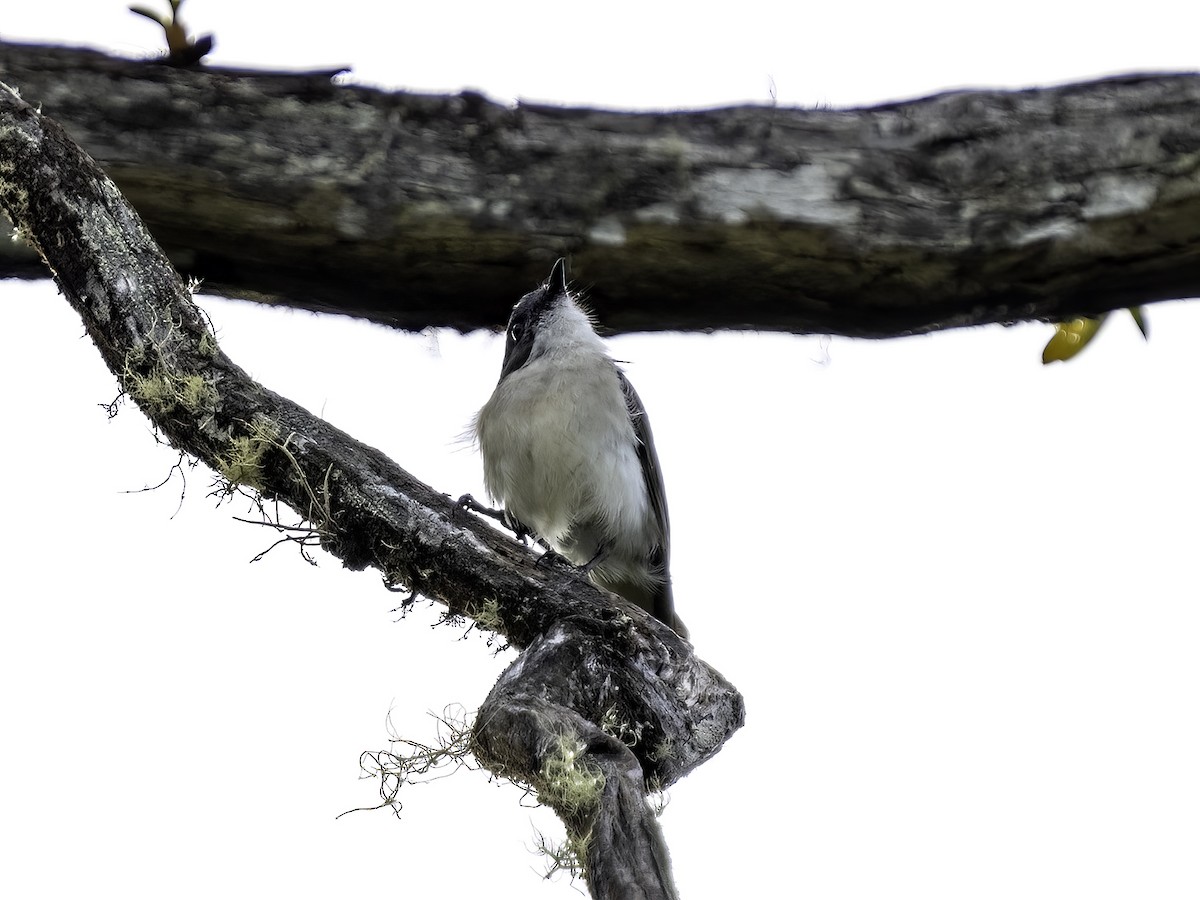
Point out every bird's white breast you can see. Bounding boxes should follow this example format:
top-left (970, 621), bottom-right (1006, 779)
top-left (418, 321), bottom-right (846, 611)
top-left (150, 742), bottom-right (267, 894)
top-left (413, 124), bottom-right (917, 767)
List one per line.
top-left (474, 348), bottom-right (653, 561)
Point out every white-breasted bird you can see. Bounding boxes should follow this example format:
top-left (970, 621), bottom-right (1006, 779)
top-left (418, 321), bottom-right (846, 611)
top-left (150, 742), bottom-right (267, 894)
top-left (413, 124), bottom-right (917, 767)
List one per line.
top-left (471, 261), bottom-right (686, 638)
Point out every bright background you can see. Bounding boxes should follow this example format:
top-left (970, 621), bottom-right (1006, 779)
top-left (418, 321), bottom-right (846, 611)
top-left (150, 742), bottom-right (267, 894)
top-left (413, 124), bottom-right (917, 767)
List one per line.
top-left (3, 3), bottom-right (1199, 898)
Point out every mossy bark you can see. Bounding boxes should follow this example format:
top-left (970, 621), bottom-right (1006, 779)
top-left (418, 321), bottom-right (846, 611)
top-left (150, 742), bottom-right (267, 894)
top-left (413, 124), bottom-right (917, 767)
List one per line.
top-left (3, 41), bottom-right (1200, 336)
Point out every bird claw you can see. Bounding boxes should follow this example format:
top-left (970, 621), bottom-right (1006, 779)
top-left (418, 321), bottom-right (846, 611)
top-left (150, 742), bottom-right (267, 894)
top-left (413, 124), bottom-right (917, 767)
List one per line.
top-left (577, 544), bottom-right (609, 577)
top-left (456, 493), bottom-right (492, 517)
top-left (456, 494), bottom-right (533, 545)
top-left (535, 548), bottom-right (577, 571)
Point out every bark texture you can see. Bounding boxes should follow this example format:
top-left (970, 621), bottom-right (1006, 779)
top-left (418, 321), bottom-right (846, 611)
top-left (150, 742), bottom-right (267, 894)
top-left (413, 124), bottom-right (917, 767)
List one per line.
top-left (3, 41), bottom-right (1200, 336)
top-left (0, 85), bottom-right (741, 900)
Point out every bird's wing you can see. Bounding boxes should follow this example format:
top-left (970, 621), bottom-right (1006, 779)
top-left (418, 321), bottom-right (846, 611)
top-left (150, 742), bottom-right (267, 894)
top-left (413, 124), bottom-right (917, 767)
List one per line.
top-left (617, 369), bottom-right (671, 573)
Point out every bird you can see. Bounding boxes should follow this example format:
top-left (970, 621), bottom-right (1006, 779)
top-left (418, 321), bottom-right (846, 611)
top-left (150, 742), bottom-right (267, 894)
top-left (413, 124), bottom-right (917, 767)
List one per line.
top-left (471, 260), bottom-right (687, 638)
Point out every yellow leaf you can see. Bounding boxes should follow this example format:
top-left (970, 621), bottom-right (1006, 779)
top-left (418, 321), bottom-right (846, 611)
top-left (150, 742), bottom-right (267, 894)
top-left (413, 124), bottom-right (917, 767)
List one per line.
top-left (1042, 314), bottom-right (1107, 364)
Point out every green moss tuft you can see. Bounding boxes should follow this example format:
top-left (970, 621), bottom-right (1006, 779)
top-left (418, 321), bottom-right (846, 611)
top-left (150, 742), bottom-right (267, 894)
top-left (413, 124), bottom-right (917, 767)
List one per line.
top-left (127, 367), bottom-right (178, 415)
top-left (215, 419), bottom-right (279, 490)
top-left (539, 737), bottom-right (604, 818)
top-left (178, 374), bottom-right (218, 412)
top-left (197, 329), bottom-right (218, 359)
top-left (473, 598), bottom-right (504, 632)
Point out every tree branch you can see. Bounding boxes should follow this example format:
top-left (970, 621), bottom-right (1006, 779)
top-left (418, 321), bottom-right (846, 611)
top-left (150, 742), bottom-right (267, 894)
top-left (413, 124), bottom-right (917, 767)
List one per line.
top-left (0, 83), bottom-right (742, 899)
top-left (3, 41), bottom-right (1199, 336)
top-left (473, 624), bottom-right (686, 899)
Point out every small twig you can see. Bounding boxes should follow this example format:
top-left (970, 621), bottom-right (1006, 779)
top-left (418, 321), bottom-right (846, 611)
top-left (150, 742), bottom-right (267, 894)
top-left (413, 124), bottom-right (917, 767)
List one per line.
top-left (231, 517), bottom-right (321, 534)
top-left (340, 706), bottom-right (479, 819)
top-left (121, 450), bottom-right (192, 517)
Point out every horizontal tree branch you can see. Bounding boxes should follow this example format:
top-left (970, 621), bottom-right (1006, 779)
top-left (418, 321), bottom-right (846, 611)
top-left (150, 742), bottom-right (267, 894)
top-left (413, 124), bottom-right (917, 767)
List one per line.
top-left (2, 41), bottom-right (1199, 336)
top-left (0, 83), bottom-right (743, 899)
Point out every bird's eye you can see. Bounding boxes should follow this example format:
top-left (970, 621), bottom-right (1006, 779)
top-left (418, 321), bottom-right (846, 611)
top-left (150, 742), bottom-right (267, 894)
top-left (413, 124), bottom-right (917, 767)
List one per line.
top-left (508, 321), bottom-right (523, 342)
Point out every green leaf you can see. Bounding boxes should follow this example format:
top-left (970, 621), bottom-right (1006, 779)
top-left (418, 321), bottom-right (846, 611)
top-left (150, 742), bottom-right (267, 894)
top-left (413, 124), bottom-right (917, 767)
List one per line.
top-left (129, 6), bottom-right (167, 26)
top-left (1130, 306), bottom-right (1149, 340)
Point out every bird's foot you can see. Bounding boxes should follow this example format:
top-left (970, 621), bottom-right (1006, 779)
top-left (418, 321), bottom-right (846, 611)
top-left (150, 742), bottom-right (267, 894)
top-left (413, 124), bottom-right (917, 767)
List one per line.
top-left (535, 548), bottom-right (579, 571)
top-left (577, 544), bottom-right (610, 576)
top-left (456, 495), bottom-right (533, 544)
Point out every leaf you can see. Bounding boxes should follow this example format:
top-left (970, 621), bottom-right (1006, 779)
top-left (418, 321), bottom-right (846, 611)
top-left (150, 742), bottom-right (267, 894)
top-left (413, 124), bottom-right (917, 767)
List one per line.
top-left (1130, 306), bottom-right (1149, 340)
top-left (1042, 314), bottom-right (1108, 364)
top-left (129, 5), bottom-right (167, 25)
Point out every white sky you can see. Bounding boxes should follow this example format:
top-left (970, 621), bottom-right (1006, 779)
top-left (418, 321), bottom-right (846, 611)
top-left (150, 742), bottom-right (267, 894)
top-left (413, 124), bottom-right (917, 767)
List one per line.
top-left (3, 3), bottom-right (1200, 898)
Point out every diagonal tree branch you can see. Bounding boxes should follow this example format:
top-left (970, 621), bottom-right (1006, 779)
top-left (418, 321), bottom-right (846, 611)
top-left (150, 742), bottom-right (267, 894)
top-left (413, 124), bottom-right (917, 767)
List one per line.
top-left (0, 83), bottom-right (742, 900)
top-left (2, 41), bottom-right (1200, 336)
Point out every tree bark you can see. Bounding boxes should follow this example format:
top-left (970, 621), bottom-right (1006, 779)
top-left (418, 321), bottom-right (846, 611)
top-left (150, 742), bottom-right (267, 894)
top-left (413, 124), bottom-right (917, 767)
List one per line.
top-left (2, 41), bottom-right (1199, 336)
top-left (0, 84), bottom-right (741, 899)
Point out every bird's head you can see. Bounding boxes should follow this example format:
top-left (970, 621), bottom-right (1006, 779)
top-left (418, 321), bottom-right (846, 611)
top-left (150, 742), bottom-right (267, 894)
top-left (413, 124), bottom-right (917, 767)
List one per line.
top-left (497, 260), bottom-right (600, 382)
